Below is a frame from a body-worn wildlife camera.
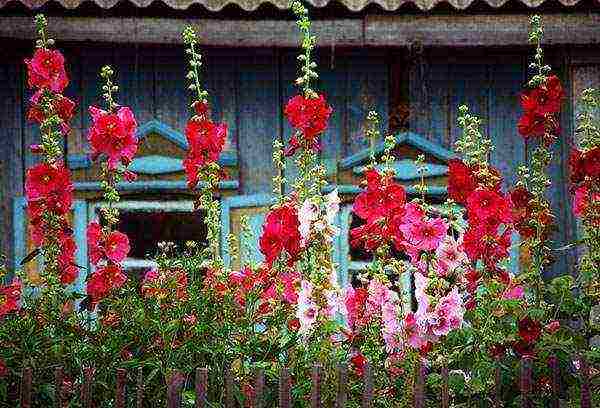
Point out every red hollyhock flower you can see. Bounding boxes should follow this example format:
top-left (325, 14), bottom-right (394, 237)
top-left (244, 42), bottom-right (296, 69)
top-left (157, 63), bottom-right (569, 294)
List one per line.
top-left (88, 106), bottom-right (138, 170)
top-left (518, 317), bottom-right (542, 344)
top-left (58, 234), bottom-right (78, 285)
top-left (466, 189), bottom-right (512, 225)
top-left (25, 162), bottom-right (73, 214)
top-left (27, 91), bottom-right (76, 136)
top-left (259, 204), bottom-right (302, 266)
top-left (512, 340), bottom-right (536, 357)
top-left (0, 359), bottom-right (7, 378)
top-left (24, 48), bottom-right (69, 93)
top-left (350, 352), bottom-right (367, 377)
top-left (463, 224), bottom-right (512, 267)
top-left (104, 231), bottom-right (130, 264)
top-left (0, 279), bottom-right (21, 319)
top-left (518, 112), bottom-right (546, 139)
top-left (520, 75), bottom-right (564, 116)
top-left (87, 221), bottom-right (104, 265)
top-left (87, 221), bottom-right (130, 265)
top-left (569, 149), bottom-right (585, 185)
top-left (583, 147), bottom-right (600, 178)
top-left (448, 159), bottom-right (477, 204)
top-left (284, 94), bottom-right (332, 156)
top-left (86, 264), bottom-right (127, 304)
top-left (183, 118), bottom-right (227, 189)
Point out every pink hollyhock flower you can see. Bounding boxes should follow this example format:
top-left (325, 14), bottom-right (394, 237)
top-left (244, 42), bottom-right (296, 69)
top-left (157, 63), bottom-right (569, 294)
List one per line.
top-left (381, 299), bottom-right (402, 351)
top-left (0, 279), bottom-right (21, 319)
top-left (284, 94), bottom-right (332, 156)
top-left (279, 271), bottom-right (300, 304)
top-left (431, 288), bottom-right (464, 337)
top-left (324, 289), bottom-right (348, 320)
top-left (259, 204), bottom-right (302, 266)
top-left (25, 48), bottom-right (69, 93)
top-left (298, 199), bottom-right (318, 246)
top-left (435, 235), bottom-right (467, 276)
top-left (400, 216), bottom-right (448, 253)
top-left (296, 280), bottom-right (318, 336)
top-left (88, 106), bottom-right (138, 170)
top-left (404, 312), bottom-right (426, 349)
top-left (502, 284), bottom-right (524, 300)
top-left (104, 231), bottom-right (130, 264)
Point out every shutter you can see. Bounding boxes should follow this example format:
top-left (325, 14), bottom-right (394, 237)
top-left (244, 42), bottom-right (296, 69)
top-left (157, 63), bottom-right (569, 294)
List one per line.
top-left (220, 194), bottom-right (275, 270)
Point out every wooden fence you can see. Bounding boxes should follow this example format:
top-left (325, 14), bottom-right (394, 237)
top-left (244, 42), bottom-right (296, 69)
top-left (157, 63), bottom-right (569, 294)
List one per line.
top-left (14, 356), bottom-right (593, 407)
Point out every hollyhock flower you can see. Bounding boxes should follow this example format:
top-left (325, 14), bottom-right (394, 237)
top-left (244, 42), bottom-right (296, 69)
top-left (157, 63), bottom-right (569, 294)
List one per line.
top-left (520, 75), bottom-right (564, 116)
top-left (546, 320), bottom-right (560, 334)
top-left (489, 344), bottom-right (506, 359)
top-left (27, 91), bottom-right (76, 135)
top-left (518, 317), bottom-right (542, 344)
top-left (502, 284), bottom-right (524, 300)
top-left (87, 221), bottom-right (130, 265)
top-left (345, 286), bottom-right (368, 329)
top-left (25, 162), bottom-right (73, 212)
top-left (513, 340), bottom-right (536, 357)
top-left (25, 48), bottom-right (69, 92)
top-left (259, 204), bottom-right (302, 266)
top-left (0, 359), bottom-right (7, 378)
top-left (400, 216), bottom-right (448, 253)
top-left (296, 280), bottom-right (318, 336)
top-left (350, 352), bottom-right (367, 376)
top-left (463, 224), bottom-right (512, 267)
top-left (58, 234), bottom-right (78, 285)
top-left (569, 149), bottom-right (585, 185)
top-left (465, 268), bottom-right (481, 293)
top-left (86, 264), bottom-right (127, 304)
top-left (518, 112), bottom-right (546, 139)
top-left (573, 185), bottom-right (600, 221)
top-left (298, 199), bottom-right (318, 246)
top-left (381, 299), bottom-right (402, 351)
top-left (88, 106), bottom-right (138, 170)
top-left (324, 289), bottom-right (348, 320)
top-left (183, 118), bottom-right (227, 188)
top-left (0, 279), bottom-right (21, 319)
top-left (583, 147), bottom-right (600, 178)
top-left (466, 189), bottom-right (512, 225)
top-left (404, 312), bottom-right (426, 349)
top-left (435, 235), bottom-right (467, 276)
top-left (430, 288), bottom-right (464, 337)
top-left (284, 94), bottom-right (332, 155)
top-left (448, 159), bottom-right (476, 204)
top-left (87, 221), bottom-right (104, 265)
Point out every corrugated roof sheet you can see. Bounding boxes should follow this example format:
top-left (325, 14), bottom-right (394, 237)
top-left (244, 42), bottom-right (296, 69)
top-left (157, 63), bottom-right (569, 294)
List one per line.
top-left (0, 0), bottom-right (587, 11)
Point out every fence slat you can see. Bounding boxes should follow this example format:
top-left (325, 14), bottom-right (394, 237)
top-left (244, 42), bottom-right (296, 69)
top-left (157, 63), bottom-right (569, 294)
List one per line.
top-left (81, 367), bottom-right (94, 408)
top-left (167, 371), bottom-right (184, 408)
top-left (414, 360), bottom-right (425, 408)
top-left (361, 361), bottom-right (373, 408)
top-left (254, 368), bottom-right (265, 408)
top-left (278, 368), bottom-right (291, 408)
top-left (136, 367), bottom-right (143, 408)
top-left (311, 363), bottom-right (322, 408)
top-left (20, 367), bottom-right (32, 408)
top-left (441, 366), bottom-right (449, 408)
top-left (549, 355), bottom-right (559, 408)
top-left (224, 367), bottom-right (234, 408)
top-left (335, 364), bottom-right (348, 408)
top-left (580, 356), bottom-right (591, 408)
top-left (115, 368), bottom-right (127, 408)
top-left (54, 366), bottom-right (63, 408)
top-left (520, 357), bottom-right (532, 408)
top-left (494, 359), bottom-right (501, 408)
top-left (195, 368), bottom-right (208, 408)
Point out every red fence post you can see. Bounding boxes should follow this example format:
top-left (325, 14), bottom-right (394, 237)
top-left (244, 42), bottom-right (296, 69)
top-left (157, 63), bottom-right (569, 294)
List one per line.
top-left (311, 363), bottom-right (322, 408)
top-left (195, 367), bottom-right (208, 408)
top-left (441, 365), bottom-right (449, 408)
top-left (54, 366), bottom-right (64, 408)
top-left (115, 368), bottom-right (126, 408)
top-left (278, 367), bottom-right (291, 408)
top-left (167, 370), bottom-right (185, 408)
top-left (254, 368), bottom-right (265, 408)
top-left (580, 356), bottom-right (591, 408)
top-left (224, 367), bottom-right (234, 408)
top-left (361, 361), bottom-right (373, 408)
top-left (81, 366), bottom-right (94, 408)
top-left (520, 357), bottom-right (532, 408)
top-left (414, 359), bottom-right (425, 408)
top-left (20, 367), bottom-right (32, 408)
top-left (136, 367), bottom-right (143, 408)
top-left (335, 363), bottom-right (348, 408)
top-left (548, 355), bottom-right (559, 408)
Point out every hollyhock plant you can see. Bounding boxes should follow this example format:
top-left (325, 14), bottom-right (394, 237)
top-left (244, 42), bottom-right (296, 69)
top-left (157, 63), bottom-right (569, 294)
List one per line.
top-left (88, 105), bottom-right (138, 170)
top-left (183, 118), bottom-right (227, 189)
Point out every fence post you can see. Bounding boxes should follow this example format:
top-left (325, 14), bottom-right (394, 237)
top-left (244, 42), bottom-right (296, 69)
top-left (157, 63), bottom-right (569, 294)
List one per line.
top-left (115, 368), bottom-right (127, 408)
top-left (278, 367), bottom-right (291, 408)
top-left (361, 361), bottom-right (373, 408)
top-left (81, 367), bottom-right (94, 408)
top-left (520, 357), bottom-right (532, 408)
top-left (335, 363), bottom-right (348, 408)
top-left (195, 368), bottom-right (208, 408)
top-left (414, 359), bottom-right (425, 408)
top-left (441, 365), bottom-right (449, 408)
top-left (311, 363), bottom-right (322, 408)
top-left (254, 368), bottom-right (265, 408)
top-left (548, 355), bottom-right (559, 408)
top-left (54, 366), bottom-right (63, 408)
top-left (224, 367), bottom-right (234, 408)
top-left (493, 356), bottom-right (501, 408)
top-left (20, 367), bottom-right (32, 408)
top-left (136, 367), bottom-right (143, 408)
top-left (167, 371), bottom-right (184, 408)
top-left (580, 356), bottom-right (591, 408)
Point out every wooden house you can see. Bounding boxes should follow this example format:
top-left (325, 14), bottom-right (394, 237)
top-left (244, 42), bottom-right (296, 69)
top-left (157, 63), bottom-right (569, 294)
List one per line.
top-left (1, 0), bottom-right (599, 287)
